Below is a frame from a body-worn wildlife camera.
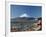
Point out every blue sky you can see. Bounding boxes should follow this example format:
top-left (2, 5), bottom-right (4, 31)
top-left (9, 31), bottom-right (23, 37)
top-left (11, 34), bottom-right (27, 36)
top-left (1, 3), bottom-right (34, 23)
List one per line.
top-left (11, 5), bottom-right (42, 18)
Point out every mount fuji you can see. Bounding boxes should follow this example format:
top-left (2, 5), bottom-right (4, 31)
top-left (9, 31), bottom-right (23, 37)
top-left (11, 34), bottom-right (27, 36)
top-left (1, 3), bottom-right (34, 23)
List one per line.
top-left (11, 13), bottom-right (38, 22)
top-left (19, 13), bottom-right (30, 17)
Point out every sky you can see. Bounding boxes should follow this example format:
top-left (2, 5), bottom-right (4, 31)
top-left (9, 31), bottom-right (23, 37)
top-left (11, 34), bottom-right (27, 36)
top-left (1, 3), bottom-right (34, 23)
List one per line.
top-left (11, 5), bottom-right (42, 18)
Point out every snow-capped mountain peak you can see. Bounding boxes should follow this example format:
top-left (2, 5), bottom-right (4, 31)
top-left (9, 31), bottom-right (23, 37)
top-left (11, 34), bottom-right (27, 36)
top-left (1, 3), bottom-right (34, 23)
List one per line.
top-left (20, 13), bottom-right (30, 17)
